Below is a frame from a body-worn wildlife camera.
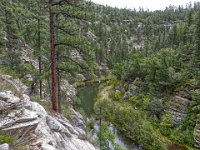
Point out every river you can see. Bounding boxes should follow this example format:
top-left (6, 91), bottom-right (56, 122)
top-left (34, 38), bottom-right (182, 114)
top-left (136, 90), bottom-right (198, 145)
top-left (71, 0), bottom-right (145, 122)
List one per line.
top-left (77, 83), bottom-right (188, 150)
top-left (77, 83), bottom-right (100, 117)
top-left (77, 83), bottom-right (141, 150)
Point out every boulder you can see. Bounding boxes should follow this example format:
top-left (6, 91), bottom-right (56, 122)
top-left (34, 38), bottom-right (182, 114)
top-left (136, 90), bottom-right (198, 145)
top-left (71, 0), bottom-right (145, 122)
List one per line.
top-left (0, 75), bottom-right (96, 150)
top-left (0, 143), bottom-right (9, 150)
top-left (61, 80), bottom-right (77, 103)
top-left (0, 75), bottom-right (28, 95)
top-left (128, 83), bottom-right (139, 96)
top-left (0, 92), bottom-right (96, 150)
top-left (70, 108), bottom-right (86, 135)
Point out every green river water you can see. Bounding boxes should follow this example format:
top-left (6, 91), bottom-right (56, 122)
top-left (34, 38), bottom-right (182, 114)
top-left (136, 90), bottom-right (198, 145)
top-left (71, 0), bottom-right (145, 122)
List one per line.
top-left (77, 83), bottom-right (100, 117)
top-left (77, 83), bottom-right (188, 150)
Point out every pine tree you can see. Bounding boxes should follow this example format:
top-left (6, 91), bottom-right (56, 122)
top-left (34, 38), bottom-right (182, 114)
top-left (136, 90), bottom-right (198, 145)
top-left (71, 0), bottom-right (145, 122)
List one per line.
top-left (48, 0), bottom-right (94, 112)
top-left (0, 0), bottom-right (20, 67)
top-left (19, 0), bottom-right (49, 98)
top-left (193, 10), bottom-right (200, 70)
top-left (49, 0), bottom-right (57, 111)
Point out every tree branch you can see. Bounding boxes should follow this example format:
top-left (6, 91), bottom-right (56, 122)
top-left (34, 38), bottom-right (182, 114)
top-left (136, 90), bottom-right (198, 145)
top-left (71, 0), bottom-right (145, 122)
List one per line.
top-left (54, 42), bottom-right (83, 51)
top-left (54, 25), bottom-right (75, 36)
top-left (57, 55), bottom-right (87, 70)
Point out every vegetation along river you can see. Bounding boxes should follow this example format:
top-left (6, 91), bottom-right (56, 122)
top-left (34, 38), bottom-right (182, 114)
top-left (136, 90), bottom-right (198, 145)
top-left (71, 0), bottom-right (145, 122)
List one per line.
top-left (77, 83), bottom-right (188, 150)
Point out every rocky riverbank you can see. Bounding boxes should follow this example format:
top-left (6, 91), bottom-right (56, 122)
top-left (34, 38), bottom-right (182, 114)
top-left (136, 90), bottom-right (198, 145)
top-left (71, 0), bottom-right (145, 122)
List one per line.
top-left (0, 74), bottom-right (97, 150)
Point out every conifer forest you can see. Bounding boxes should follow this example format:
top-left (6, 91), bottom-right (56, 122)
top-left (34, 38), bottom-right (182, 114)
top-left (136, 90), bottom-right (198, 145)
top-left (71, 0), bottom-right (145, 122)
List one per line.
top-left (0, 0), bottom-right (200, 150)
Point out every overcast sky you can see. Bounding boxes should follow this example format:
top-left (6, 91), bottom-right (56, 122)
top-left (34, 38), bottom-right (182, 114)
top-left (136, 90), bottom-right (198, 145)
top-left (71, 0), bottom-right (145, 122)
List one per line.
top-left (89, 0), bottom-right (199, 11)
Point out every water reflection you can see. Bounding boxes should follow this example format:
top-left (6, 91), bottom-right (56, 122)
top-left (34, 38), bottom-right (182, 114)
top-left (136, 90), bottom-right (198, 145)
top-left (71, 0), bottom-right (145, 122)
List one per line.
top-left (77, 83), bottom-right (187, 150)
top-left (77, 83), bottom-right (100, 117)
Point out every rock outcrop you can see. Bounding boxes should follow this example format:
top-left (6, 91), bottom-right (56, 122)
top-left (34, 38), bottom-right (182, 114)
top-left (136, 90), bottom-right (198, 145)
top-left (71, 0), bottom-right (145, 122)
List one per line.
top-left (167, 94), bottom-right (190, 125)
top-left (61, 79), bottom-right (77, 103)
top-left (0, 143), bottom-right (9, 150)
top-left (128, 83), bottom-right (139, 96)
top-left (20, 44), bottom-right (39, 70)
top-left (0, 75), bottom-right (96, 150)
top-left (0, 91), bottom-right (96, 150)
top-left (70, 49), bottom-right (83, 61)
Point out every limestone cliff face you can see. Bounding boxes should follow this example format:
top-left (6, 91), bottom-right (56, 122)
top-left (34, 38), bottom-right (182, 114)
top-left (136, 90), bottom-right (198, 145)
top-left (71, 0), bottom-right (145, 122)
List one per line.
top-left (167, 94), bottom-right (190, 125)
top-left (0, 75), bottom-right (96, 150)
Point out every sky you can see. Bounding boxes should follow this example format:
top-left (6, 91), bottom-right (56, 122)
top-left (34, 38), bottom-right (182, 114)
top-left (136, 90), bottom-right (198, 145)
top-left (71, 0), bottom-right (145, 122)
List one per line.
top-left (89, 0), bottom-right (199, 11)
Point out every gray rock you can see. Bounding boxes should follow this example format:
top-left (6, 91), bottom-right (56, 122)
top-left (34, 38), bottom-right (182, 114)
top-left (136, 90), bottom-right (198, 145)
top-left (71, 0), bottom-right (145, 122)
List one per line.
top-left (70, 108), bottom-right (86, 131)
top-left (0, 92), bottom-right (96, 150)
top-left (20, 45), bottom-right (39, 70)
top-left (0, 75), bottom-right (28, 95)
top-left (60, 80), bottom-right (77, 104)
top-left (0, 75), bottom-right (96, 150)
top-left (115, 84), bottom-right (125, 93)
top-left (128, 83), bottom-right (139, 96)
top-left (0, 91), bottom-right (21, 103)
top-left (25, 74), bottom-right (33, 82)
top-left (70, 49), bottom-right (83, 61)
top-left (0, 143), bottom-right (9, 150)
top-left (167, 94), bottom-right (190, 125)
top-left (0, 91), bottom-right (24, 112)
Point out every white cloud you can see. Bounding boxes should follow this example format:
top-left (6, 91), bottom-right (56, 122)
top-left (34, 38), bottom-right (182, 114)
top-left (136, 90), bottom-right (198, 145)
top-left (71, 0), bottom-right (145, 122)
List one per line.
top-left (89, 0), bottom-right (198, 11)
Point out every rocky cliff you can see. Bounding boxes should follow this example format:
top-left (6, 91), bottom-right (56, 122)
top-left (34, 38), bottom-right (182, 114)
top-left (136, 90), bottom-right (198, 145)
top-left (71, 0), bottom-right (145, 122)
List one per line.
top-left (167, 94), bottom-right (190, 125)
top-left (0, 75), bottom-right (97, 150)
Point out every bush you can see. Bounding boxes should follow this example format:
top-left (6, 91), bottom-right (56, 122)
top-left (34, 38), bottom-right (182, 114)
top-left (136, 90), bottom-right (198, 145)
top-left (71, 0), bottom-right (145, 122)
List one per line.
top-left (148, 99), bottom-right (164, 118)
top-left (95, 98), bottom-right (168, 150)
top-left (97, 123), bottom-right (115, 150)
top-left (0, 134), bottom-right (14, 144)
top-left (170, 128), bottom-right (194, 146)
top-left (114, 90), bottom-right (122, 101)
top-left (160, 113), bottom-right (173, 136)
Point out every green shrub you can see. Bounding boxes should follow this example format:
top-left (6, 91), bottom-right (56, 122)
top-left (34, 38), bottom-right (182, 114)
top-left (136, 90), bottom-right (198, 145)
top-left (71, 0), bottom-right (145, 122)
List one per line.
top-left (170, 129), bottom-right (194, 146)
top-left (0, 67), bottom-right (19, 78)
top-left (114, 90), bottom-right (122, 101)
top-left (95, 98), bottom-right (168, 150)
top-left (0, 134), bottom-right (14, 144)
top-left (97, 123), bottom-right (115, 150)
top-left (147, 99), bottom-right (164, 118)
top-left (160, 113), bottom-right (173, 136)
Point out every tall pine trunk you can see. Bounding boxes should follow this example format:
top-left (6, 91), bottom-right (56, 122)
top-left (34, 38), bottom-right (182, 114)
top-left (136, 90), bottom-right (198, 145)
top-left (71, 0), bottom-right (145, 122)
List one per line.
top-left (49, 0), bottom-right (57, 111)
top-left (56, 51), bottom-right (61, 113)
top-left (38, 18), bottom-right (43, 99)
top-left (57, 68), bottom-right (62, 113)
top-left (39, 56), bottom-right (42, 98)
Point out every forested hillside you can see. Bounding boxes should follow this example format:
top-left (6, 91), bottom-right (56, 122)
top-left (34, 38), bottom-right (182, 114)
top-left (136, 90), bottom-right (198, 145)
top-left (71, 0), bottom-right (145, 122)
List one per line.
top-left (87, 2), bottom-right (200, 150)
top-left (0, 0), bottom-right (200, 150)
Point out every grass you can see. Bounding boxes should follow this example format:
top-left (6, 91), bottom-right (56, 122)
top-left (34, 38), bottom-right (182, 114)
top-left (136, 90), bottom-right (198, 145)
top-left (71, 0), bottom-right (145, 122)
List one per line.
top-left (0, 134), bottom-right (14, 144)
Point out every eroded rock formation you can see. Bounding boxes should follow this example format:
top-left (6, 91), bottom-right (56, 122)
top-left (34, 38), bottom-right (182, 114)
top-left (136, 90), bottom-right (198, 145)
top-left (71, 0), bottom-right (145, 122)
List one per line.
top-left (0, 75), bottom-right (96, 150)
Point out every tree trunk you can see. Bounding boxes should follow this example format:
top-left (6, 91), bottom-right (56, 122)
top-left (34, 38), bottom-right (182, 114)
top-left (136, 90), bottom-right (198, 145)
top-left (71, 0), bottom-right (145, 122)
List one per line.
top-left (57, 51), bottom-right (61, 113)
top-left (38, 18), bottom-right (43, 99)
top-left (49, 0), bottom-right (57, 111)
top-left (47, 70), bottom-right (52, 99)
top-left (57, 69), bottom-right (62, 113)
top-left (39, 56), bottom-right (42, 98)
